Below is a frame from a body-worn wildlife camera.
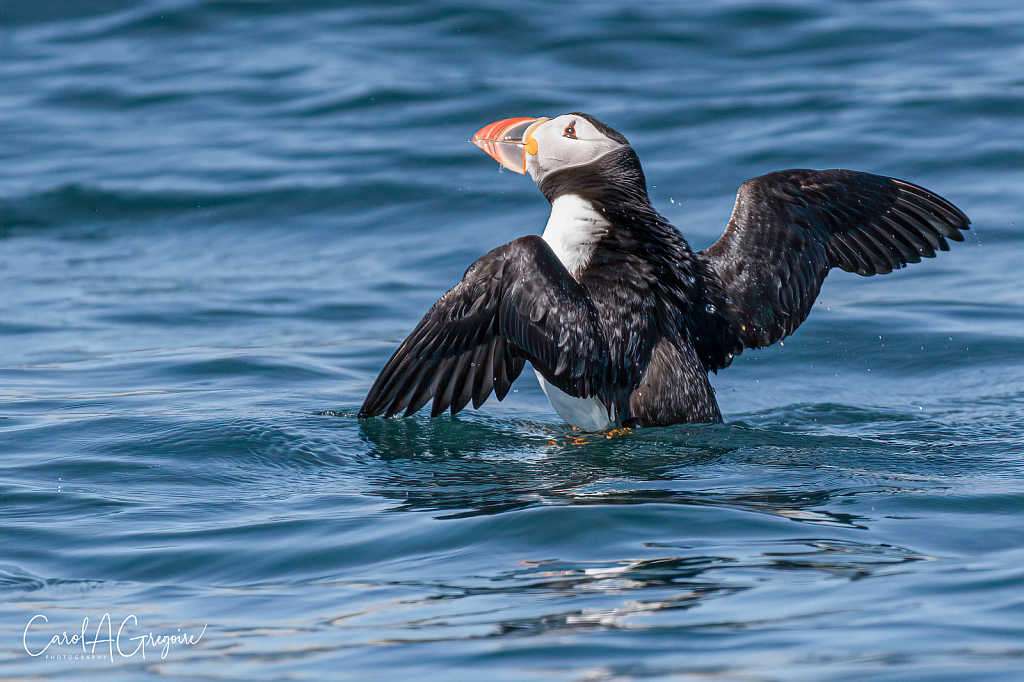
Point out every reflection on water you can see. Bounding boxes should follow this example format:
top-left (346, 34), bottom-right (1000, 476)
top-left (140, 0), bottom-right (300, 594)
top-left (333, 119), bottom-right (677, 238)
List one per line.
top-left (358, 416), bottom-right (884, 529)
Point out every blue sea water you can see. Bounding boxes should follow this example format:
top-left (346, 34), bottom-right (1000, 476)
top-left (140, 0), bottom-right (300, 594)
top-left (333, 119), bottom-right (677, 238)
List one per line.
top-left (1, 0), bottom-right (1022, 679)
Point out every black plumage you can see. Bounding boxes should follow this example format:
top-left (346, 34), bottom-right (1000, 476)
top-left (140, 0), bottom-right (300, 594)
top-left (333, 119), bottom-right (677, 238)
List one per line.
top-left (359, 115), bottom-right (969, 427)
top-left (360, 236), bottom-right (611, 420)
top-left (695, 169), bottom-right (969, 371)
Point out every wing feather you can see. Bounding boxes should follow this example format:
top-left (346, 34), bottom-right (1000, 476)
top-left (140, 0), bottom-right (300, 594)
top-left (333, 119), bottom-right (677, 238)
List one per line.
top-left (360, 235), bottom-right (608, 419)
top-left (697, 169), bottom-right (968, 370)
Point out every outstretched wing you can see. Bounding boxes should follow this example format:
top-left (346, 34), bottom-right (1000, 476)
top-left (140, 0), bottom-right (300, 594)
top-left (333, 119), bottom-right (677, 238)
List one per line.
top-left (359, 235), bottom-right (609, 419)
top-left (696, 169), bottom-right (969, 370)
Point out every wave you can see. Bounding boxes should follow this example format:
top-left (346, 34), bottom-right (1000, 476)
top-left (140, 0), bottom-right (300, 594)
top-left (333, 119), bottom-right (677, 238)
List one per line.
top-left (0, 181), bottom-right (440, 233)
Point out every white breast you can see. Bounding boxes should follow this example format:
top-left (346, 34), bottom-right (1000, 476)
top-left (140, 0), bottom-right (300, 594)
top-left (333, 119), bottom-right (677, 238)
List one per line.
top-left (536, 195), bottom-right (614, 429)
top-left (534, 368), bottom-right (615, 431)
top-left (541, 194), bottom-right (609, 277)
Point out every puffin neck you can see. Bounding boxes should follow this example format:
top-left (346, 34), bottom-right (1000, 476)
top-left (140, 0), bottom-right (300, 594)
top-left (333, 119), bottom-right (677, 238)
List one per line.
top-left (538, 147), bottom-right (652, 216)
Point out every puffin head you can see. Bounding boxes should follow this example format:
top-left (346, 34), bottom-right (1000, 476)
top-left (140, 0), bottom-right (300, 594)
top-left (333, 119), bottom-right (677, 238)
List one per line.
top-left (471, 113), bottom-right (649, 207)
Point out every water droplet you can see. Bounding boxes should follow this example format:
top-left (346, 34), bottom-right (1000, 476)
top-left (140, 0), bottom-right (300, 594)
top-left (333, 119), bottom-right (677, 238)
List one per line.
top-left (705, 303), bottom-right (716, 314)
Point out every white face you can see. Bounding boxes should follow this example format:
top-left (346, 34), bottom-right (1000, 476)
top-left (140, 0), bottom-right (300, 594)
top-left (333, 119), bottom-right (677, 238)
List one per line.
top-left (524, 114), bottom-right (626, 182)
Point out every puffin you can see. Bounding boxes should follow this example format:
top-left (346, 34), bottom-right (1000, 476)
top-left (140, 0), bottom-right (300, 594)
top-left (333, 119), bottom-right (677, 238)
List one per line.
top-left (358, 113), bottom-right (969, 429)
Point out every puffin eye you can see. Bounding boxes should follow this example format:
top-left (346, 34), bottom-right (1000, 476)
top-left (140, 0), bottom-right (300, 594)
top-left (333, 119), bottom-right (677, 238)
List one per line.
top-left (563, 122), bottom-right (577, 139)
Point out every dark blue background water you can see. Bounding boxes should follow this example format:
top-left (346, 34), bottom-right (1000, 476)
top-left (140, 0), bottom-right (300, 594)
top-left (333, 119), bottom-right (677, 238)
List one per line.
top-left (2, 1), bottom-right (1022, 679)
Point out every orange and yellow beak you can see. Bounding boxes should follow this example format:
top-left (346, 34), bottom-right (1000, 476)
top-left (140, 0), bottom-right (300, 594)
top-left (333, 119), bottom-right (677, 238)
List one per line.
top-left (470, 117), bottom-right (548, 174)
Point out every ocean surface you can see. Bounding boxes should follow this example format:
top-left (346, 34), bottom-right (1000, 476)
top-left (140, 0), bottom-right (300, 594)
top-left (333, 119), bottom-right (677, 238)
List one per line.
top-left (2, 1), bottom-right (1022, 680)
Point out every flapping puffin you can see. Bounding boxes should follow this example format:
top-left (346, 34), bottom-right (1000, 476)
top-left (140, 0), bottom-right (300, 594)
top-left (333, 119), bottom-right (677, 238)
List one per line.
top-left (359, 113), bottom-right (969, 429)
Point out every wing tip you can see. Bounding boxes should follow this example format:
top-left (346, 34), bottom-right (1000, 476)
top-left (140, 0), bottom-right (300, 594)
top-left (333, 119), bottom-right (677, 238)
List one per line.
top-left (357, 392), bottom-right (380, 420)
top-left (891, 178), bottom-right (971, 234)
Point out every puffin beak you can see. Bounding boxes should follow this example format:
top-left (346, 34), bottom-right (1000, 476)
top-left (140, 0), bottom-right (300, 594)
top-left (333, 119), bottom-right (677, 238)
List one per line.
top-left (470, 117), bottom-right (548, 174)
